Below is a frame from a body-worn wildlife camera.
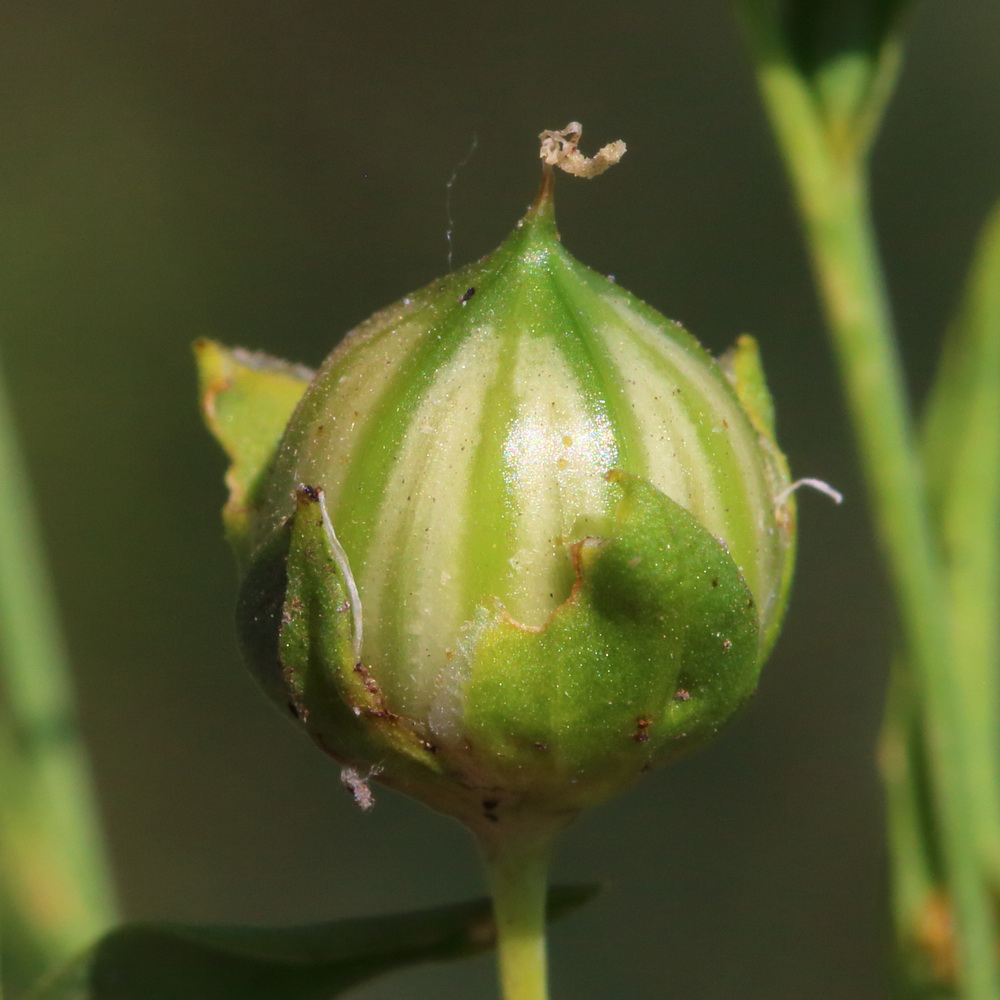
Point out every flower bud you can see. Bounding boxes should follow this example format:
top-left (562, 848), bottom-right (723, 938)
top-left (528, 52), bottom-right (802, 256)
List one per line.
top-left (200, 157), bottom-right (795, 839)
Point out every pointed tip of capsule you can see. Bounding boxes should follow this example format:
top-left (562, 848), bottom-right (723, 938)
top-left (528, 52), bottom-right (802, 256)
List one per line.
top-left (526, 122), bottom-right (627, 237)
top-left (526, 163), bottom-right (559, 233)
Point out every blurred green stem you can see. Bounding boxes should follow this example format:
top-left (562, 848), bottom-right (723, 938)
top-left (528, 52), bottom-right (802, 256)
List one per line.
top-left (734, 4), bottom-right (1000, 997)
top-left (481, 833), bottom-right (553, 1000)
top-left (0, 348), bottom-right (118, 982)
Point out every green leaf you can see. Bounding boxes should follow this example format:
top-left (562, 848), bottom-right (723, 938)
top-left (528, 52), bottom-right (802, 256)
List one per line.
top-left (735, 0), bottom-right (915, 161)
top-left (785, 0), bottom-right (910, 73)
top-left (718, 334), bottom-right (777, 441)
top-left (28, 886), bottom-right (597, 1000)
top-left (0, 350), bottom-right (118, 986)
top-left (782, 0), bottom-right (914, 154)
top-left (194, 339), bottom-right (314, 567)
top-left (922, 199), bottom-right (1000, 885)
top-left (924, 200), bottom-right (1000, 518)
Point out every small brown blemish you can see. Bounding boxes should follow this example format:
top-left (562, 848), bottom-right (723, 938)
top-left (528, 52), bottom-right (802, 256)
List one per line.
top-left (914, 890), bottom-right (957, 987)
top-left (299, 483), bottom-right (321, 503)
top-left (419, 738), bottom-right (439, 754)
top-left (674, 689), bottom-right (691, 702)
top-left (722, 638), bottom-right (733, 650)
top-left (365, 707), bottom-right (401, 722)
top-left (281, 596), bottom-right (303, 625)
top-left (633, 717), bottom-right (652, 743)
top-left (533, 741), bottom-right (549, 751)
top-left (352, 663), bottom-right (400, 721)
top-left (353, 662), bottom-right (381, 695)
top-left (200, 374), bottom-right (232, 423)
top-left (467, 916), bottom-right (497, 948)
top-left (710, 577), bottom-right (719, 588)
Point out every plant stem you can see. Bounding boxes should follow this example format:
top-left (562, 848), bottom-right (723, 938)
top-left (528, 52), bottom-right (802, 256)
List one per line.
top-left (879, 657), bottom-right (942, 989)
top-left (0, 347), bottom-right (118, 979)
top-left (734, 5), bottom-right (1000, 997)
top-left (480, 831), bottom-right (553, 1000)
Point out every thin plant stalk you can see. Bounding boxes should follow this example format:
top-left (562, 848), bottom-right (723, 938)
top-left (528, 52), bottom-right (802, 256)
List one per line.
top-left (0, 347), bottom-right (118, 980)
top-left (733, 4), bottom-right (1000, 997)
top-left (480, 832), bottom-right (553, 1000)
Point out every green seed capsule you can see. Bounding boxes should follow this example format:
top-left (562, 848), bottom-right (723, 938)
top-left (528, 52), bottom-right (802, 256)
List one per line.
top-left (199, 146), bottom-right (795, 839)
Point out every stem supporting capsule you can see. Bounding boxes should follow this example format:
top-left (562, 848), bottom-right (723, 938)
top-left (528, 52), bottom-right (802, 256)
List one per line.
top-left (480, 831), bottom-right (555, 1000)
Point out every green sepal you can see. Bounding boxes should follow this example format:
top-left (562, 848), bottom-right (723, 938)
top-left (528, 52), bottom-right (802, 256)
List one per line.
top-left (234, 519), bottom-right (295, 710)
top-left (27, 886), bottom-right (598, 1000)
top-left (718, 334), bottom-right (777, 442)
top-left (237, 488), bottom-right (443, 786)
top-left (718, 333), bottom-right (796, 659)
top-left (238, 473), bottom-right (763, 826)
top-left (458, 471), bottom-right (761, 815)
top-left (783, 0), bottom-right (914, 155)
top-left (194, 339), bottom-right (313, 567)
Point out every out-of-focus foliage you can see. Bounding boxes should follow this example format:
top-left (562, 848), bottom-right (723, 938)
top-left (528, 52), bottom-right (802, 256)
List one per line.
top-left (760, 0), bottom-right (918, 152)
top-left (29, 888), bottom-right (596, 1000)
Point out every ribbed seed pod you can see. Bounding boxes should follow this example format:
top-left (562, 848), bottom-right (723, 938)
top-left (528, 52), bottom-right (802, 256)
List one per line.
top-left (221, 173), bottom-right (795, 838)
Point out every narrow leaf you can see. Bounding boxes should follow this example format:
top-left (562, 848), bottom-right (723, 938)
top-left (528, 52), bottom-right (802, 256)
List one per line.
top-left (922, 199), bottom-right (1000, 884)
top-left (28, 886), bottom-right (597, 1000)
top-left (783, 0), bottom-right (914, 155)
top-left (0, 348), bottom-right (118, 988)
top-left (785, 0), bottom-right (909, 73)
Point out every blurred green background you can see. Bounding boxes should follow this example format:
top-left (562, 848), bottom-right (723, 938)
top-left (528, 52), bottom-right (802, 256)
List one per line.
top-left (2, 2), bottom-right (998, 997)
